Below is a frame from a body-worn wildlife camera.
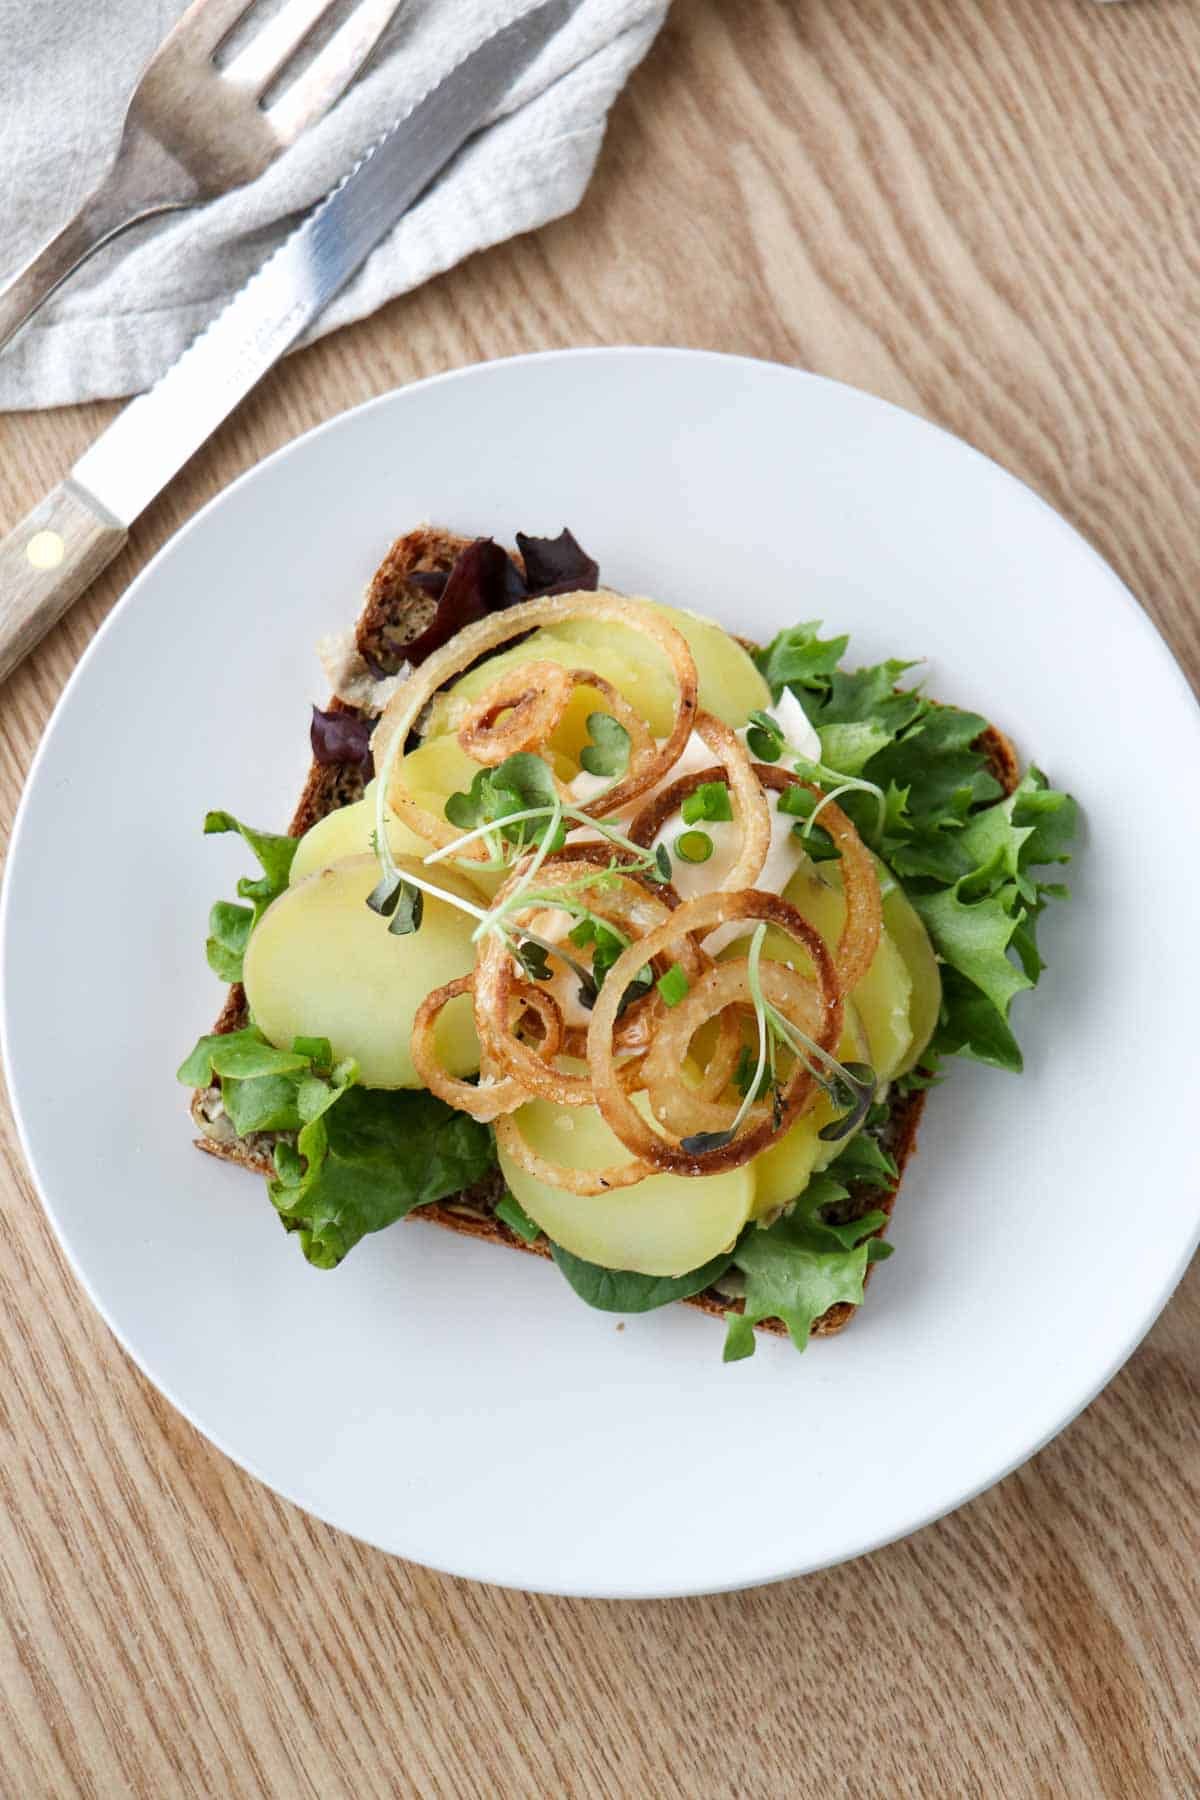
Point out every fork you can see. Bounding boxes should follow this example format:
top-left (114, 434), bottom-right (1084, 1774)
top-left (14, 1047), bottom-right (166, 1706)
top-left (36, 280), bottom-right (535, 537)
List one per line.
top-left (0, 0), bottom-right (401, 355)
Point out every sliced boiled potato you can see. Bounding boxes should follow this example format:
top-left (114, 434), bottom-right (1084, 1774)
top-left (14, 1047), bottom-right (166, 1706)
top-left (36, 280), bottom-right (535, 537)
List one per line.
top-left (422, 627), bottom-right (664, 741)
top-left (394, 732), bottom-right (484, 815)
top-left (749, 1006), bottom-right (870, 1219)
top-left (289, 779), bottom-right (434, 885)
top-left (244, 855), bottom-right (480, 1089)
top-left (780, 863), bottom-right (914, 1083)
top-left (555, 598), bottom-right (771, 730)
top-left (499, 1086), bottom-right (754, 1278)
top-left (879, 877), bottom-right (941, 1073)
top-left (818, 854), bottom-right (941, 1075)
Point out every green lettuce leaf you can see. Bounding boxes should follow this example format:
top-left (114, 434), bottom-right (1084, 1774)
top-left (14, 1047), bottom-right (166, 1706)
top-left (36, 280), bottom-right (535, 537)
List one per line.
top-left (204, 810), bottom-right (297, 919)
top-left (812, 659), bottom-right (924, 736)
top-left (756, 618), bottom-right (1078, 1090)
top-left (179, 1028), bottom-right (353, 1141)
top-left (818, 1131), bottom-right (898, 1191)
top-left (912, 882), bottom-right (1033, 1018)
top-left (179, 1022), bottom-right (494, 1266)
top-left (868, 705), bottom-right (1002, 822)
top-left (550, 1243), bottom-right (736, 1313)
top-left (206, 900), bottom-right (255, 983)
top-left (930, 968), bottom-right (1024, 1072)
top-left (201, 810), bottom-right (298, 979)
top-left (714, 1066), bottom-right (909, 1358)
top-left (177, 1027), bottom-right (310, 1085)
top-left (723, 1215), bottom-right (870, 1362)
top-left (755, 620), bottom-right (849, 693)
top-left (221, 1074), bottom-right (307, 1136)
top-left (269, 1086), bottom-right (495, 1269)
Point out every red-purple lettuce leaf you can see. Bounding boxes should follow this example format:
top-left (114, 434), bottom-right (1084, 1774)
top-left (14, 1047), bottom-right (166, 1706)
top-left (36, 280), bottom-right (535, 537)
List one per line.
top-left (402, 539), bottom-right (521, 665)
top-left (516, 528), bottom-right (599, 597)
top-left (310, 705), bottom-right (373, 772)
top-left (376, 530), bottom-right (601, 670)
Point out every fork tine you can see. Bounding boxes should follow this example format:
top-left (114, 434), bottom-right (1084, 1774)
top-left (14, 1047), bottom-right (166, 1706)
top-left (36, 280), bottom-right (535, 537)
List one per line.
top-left (266, 0), bottom-right (401, 145)
top-left (166, 0), bottom-right (258, 58)
top-left (222, 0), bottom-right (340, 98)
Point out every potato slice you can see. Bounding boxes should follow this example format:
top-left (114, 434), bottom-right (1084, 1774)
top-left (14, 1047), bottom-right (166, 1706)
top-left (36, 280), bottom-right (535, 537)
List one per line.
top-left (780, 863), bottom-right (914, 1083)
top-left (879, 876), bottom-right (941, 1073)
top-left (422, 628), bottom-right (662, 740)
top-left (498, 1088), bottom-right (753, 1278)
top-left (244, 855), bottom-right (480, 1089)
top-left (555, 599), bottom-right (771, 729)
top-left (290, 780), bottom-right (435, 885)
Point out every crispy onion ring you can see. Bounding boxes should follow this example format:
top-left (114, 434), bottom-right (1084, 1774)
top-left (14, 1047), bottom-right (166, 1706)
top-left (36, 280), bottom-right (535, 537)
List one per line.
top-left (411, 975), bottom-right (565, 1123)
top-left (642, 960), bottom-right (825, 1137)
top-left (691, 1003), bottom-right (745, 1102)
top-left (474, 855), bottom-right (686, 1106)
top-left (587, 890), bottom-right (843, 1175)
top-left (753, 764), bottom-right (881, 995)
top-left (456, 660), bottom-right (576, 765)
top-left (455, 662), bottom-right (654, 774)
top-left (377, 592), bottom-right (699, 858)
top-left (627, 711), bottom-right (771, 892)
top-left (494, 1111), bottom-right (654, 1198)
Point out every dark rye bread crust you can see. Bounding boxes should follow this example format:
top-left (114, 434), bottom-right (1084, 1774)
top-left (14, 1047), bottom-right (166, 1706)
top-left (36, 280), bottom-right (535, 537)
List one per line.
top-left (192, 526), bottom-right (1019, 1341)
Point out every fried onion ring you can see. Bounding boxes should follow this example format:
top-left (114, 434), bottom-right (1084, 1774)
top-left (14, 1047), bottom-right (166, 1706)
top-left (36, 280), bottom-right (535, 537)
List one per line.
top-left (455, 662), bottom-right (654, 776)
top-left (411, 974), bottom-right (565, 1122)
top-left (587, 890), bottom-right (843, 1175)
top-left (642, 960), bottom-right (825, 1137)
top-left (456, 661), bottom-right (576, 765)
top-left (377, 592), bottom-right (699, 858)
top-left (474, 855), bottom-right (685, 1106)
top-left (691, 1002), bottom-right (745, 1102)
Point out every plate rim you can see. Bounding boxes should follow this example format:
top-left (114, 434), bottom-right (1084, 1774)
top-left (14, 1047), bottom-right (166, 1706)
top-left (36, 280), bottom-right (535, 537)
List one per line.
top-left (3, 344), bottom-right (1199, 1598)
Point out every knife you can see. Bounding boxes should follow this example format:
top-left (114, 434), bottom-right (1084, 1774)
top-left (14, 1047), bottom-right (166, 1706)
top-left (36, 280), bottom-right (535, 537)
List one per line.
top-left (0, 0), bottom-right (577, 686)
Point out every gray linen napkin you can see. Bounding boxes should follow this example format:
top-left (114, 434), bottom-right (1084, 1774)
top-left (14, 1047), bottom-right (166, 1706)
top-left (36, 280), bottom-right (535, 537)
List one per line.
top-left (0, 0), bottom-right (667, 410)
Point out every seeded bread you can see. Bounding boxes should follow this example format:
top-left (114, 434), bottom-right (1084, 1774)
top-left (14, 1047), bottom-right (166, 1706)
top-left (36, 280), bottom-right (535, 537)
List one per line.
top-left (191, 526), bottom-right (1019, 1340)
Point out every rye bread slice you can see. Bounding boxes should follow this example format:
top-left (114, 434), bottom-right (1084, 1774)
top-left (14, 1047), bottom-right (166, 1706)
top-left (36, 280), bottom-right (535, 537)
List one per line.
top-left (190, 526), bottom-right (1019, 1341)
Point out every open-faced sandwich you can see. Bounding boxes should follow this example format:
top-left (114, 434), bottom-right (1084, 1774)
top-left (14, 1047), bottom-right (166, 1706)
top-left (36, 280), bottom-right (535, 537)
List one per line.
top-left (179, 526), bottom-right (1077, 1360)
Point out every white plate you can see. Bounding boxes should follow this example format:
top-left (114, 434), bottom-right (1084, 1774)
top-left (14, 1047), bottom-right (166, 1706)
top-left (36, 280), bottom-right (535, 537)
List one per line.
top-left (4, 349), bottom-right (1198, 1598)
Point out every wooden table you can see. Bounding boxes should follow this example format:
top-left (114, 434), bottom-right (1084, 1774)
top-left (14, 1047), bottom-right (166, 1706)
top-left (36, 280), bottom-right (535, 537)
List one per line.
top-left (2, 2), bottom-right (1198, 1793)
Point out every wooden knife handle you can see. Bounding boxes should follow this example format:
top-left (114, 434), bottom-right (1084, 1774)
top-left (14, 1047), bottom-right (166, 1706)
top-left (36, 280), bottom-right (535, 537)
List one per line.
top-left (0, 480), bottom-right (127, 684)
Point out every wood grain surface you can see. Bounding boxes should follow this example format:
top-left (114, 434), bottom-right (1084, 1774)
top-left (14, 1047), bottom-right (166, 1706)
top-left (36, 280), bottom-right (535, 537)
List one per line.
top-left (2, 1), bottom-right (1198, 1794)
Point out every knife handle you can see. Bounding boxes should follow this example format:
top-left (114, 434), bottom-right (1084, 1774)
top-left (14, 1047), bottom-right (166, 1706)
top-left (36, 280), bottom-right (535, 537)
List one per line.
top-left (0, 480), bottom-right (127, 684)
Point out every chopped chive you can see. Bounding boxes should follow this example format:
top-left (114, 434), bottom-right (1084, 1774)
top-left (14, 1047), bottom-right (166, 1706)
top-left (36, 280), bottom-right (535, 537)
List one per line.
top-left (681, 781), bottom-right (732, 825)
top-left (656, 963), bottom-right (690, 1007)
top-left (675, 830), bottom-right (714, 864)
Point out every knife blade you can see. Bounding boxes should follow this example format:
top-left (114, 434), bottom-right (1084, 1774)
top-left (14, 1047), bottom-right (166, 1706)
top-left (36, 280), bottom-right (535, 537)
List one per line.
top-left (0, 0), bottom-right (576, 684)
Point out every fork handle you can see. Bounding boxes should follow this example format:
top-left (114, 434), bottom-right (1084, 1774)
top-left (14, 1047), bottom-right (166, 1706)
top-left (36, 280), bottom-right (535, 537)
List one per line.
top-left (0, 154), bottom-right (184, 356)
top-left (0, 481), bottom-right (127, 684)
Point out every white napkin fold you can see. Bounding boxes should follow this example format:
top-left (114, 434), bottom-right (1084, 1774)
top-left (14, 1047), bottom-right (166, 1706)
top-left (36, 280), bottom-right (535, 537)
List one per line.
top-left (0, 0), bottom-right (667, 411)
